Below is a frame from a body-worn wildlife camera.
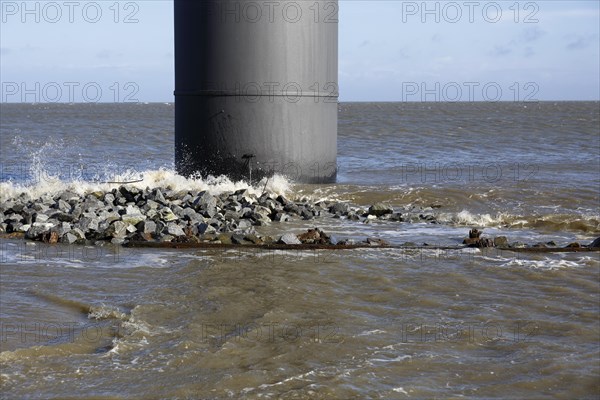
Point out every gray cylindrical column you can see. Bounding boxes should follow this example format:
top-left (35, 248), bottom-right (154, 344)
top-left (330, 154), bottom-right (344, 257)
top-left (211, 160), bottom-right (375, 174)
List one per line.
top-left (174, 0), bottom-right (338, 183)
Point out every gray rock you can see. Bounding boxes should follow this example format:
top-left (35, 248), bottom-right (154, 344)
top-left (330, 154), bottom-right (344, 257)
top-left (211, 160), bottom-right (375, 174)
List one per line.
top-left (57, 199), bottom-right (71, 212)
top-left (469, 229), bottom-right (482, 239)
top-left (32, 203), bottom-right (50, 212)
top-left (145, 209), bottom-right (158, 220)
top-left (77, 217), bottom-right (99, 232)
top-left (167, 222), bottom-right (185, 237)
top-left (193, 191), bottom-right (217, 211)
top-left (388, 213), bottom-right (403, 222)
top-left (284, 203), bottom-right (301, 214)
top-left (223, 210), bottom-right (241, 221)
top-left (273, 212), bottom-right (291, 222)
top-left (71, 227), bottom-right (86, 239)
top-left (463, 238), bottom-right (480, 247)
top-left (62, 232), bottom-right (78, 244)
top-left (178, 207), bottom-right (200, 222)
top-left (279, 233), bottom-right (301, 245)
top-left (217, 233), bottom-right (233, 245)
top-left (329, 202), bottom-right (350, 215)
top-left (143, 199), bottom-right (160, 211)
top-left (276, 195), bottom-right (291, 206)
top-left (51, 222), bottom-right (72, 236)
top-left (368, 203), bottom-right (394, 217)
top-left (590, 237), bottom-right (600, 248)
top-left (159, 234), bottom-right (175, 242)
top-left (51, 212), bottom-right (74, 223)
top-left (6, 213), bottom-right (22, 222)
top-left (196, 222), bottom-right (210, 235)
top-left (237, 219), bottom-right (252, 230)
top-left (34, 213), bottom-right (49, 223)
top-left (118, 186), bottom-right (136, 203)
top-left (107, 221), bottom-right (128, 239)
top-left (231, 234), bottom-right (247, 245)
top-left (240, 194), bottom-right (257, 205)
top-left (121, 205), bottom-right (146, 225)
top-left (159, 207), bottom-right (179, 222)
top-left (181, 193), bottom-right (194, 204)
top-left (136, 220), bottom-right (156, 235)
top-left (154, 189), bottom-right (167, 204)
top-left (493, 236), bottom-right (509, 248)
top-left (25, 223), bottom-right (53, 240)
top-left (225, 201), bottom-right (242, 212)
top-left (202, 206), bottom-right (218, 218)
top-left (8, 222), bottom-right (24, 232)
top-left (104, 193), bottom-right (116, 205)
top-left (59, 191), bottom-right (79, 202)
top-left (111, 238), bottom-right (126, 245)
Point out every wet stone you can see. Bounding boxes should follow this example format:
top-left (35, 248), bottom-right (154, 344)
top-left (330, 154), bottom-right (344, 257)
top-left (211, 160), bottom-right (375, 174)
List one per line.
top-left (493, 236), bottom-right (509, 248)
top-left (57, 199), bottom-right (71, 213)
top-left (231, 234), bottom-right (248, 245)
top-left (469, 229), bottom-right (482, 239)
top-left (108, 221), bottom-right (128, 239)
top-left (273, 212), bottom-right (290, 222)
top-left (159, 208), bottom-right (178, 222)
top-left (159, 234), bottom-right (175, 243)
top-left (368, 203), bottom-right (394, 217)
top-left (279, 233), bottom-right (301, 245)
top-left (104, 193), bottom-right (116, 205)
top-left (218, 233), bottom-right (233, 245)
top-left (50, 212), bottom-right (74, 223)
top-left (329, 202), bottom-right (350, 215)
top-left (136, 220), bottom-right (156, 235)
top-left (244, 234), bottom-right (263, 245)
top-left (52, 222), bottom-right (72, 237)
top-left (167, 222), bottom-right (185, 237)
top-left (62, 232), bottom-right (78, 244)
top-left (34, 213), bottom-right (49, 223)
top-left (78, 217), bottom-right (99, 232)
top-left (26, 223), bottom-right (54, 240)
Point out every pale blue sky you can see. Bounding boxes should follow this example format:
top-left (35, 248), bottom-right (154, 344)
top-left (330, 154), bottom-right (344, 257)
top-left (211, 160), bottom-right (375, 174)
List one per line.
top-left (1, 1), bottom-right (598, 102)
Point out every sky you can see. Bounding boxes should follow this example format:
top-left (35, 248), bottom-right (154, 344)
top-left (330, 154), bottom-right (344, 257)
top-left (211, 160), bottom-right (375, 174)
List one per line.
top-left (1, 0), bottom-right (599, 102)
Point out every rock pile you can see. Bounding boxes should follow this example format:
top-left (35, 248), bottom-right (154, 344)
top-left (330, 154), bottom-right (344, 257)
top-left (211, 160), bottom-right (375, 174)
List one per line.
top-left (0, 187), bottom-right (409, 246)
top-left (462, 228), bottom-right (600, 249)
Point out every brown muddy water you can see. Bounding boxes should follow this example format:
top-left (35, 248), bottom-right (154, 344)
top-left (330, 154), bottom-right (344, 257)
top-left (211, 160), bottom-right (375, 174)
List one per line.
top-left (1, 102), bottom-right (599, 399)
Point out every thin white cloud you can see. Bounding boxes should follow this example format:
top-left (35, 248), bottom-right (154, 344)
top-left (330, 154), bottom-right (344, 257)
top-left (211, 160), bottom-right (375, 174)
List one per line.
top-left (565, 34), bottom-right (598, 50)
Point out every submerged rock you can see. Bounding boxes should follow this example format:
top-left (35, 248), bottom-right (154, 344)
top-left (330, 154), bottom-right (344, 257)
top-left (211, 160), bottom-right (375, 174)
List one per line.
top-left (493, 236), bottom-right (509, 248)
top-left (463, 229), bottom-right (494, 248)
top-left (469, 229), bottom-right (482, 239)
top-left (296, 228), bottom-right (334, 245)
top-left (329, 202), bottom-right (350, 215)
top-left (368, 203), bottom-right (394, 217)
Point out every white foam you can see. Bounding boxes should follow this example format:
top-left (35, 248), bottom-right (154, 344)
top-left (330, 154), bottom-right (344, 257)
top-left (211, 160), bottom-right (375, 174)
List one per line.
top-left (356, 329), bottom-right (387, 336)
top-left (438, 210), bottom-right (516, 227)
top-left (499, 258), bottom-right (588, 270)
top-left (392, 387), bottom-right (410, 395)
top-left (1, 167), bottom-right (292, 201)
